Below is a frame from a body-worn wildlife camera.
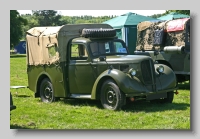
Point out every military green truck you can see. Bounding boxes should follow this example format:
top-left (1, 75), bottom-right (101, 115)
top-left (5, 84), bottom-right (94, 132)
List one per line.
top-left (134, 18), bottom-right (190, 83)
top-left (26, 24), bottom-right (178, 110)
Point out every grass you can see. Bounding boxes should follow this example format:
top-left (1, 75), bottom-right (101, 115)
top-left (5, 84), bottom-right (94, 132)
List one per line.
top-left (10, 54), bottom-right (190, 129)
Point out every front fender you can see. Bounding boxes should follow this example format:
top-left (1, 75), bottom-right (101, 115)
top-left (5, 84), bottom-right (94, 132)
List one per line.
top-left (91, 69), bottom-right (147, 99)
top-left (155, 64), bottom-right (177, 90)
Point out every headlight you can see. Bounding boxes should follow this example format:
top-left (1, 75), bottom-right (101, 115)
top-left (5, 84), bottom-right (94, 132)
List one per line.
top-left (128, 68), bottom-right (136, 76)
top-left (156, 65), bottom-right (164, 73)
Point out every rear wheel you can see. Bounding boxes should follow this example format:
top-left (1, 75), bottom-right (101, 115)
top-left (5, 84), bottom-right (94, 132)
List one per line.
top-left (100, 79), bottom-right (125, 110)
top-left (40, 78), bottom-right (55, 103)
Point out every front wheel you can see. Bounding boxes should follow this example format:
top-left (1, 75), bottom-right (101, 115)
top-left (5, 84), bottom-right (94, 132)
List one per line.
top-left (40, 78), bottom-right (55, 103)
top-left (162, 91), bottom-right (174, 103)
top-left (100, 79), bottom-right (125, 111)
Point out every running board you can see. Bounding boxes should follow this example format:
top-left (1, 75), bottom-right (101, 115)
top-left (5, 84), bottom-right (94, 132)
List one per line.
top-left (70, 94), bottom-right (91, 99)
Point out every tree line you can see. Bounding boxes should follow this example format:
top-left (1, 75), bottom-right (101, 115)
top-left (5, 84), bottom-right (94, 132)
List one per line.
top-left (10, 10), bottom-right (190, 49)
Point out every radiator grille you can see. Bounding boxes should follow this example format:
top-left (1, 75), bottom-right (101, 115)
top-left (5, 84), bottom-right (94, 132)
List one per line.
top-left (141, 60), bottom-right (154, 85)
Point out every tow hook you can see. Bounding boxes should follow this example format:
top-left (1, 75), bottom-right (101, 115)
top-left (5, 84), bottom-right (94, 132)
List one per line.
top-left (174, 90), bottom-right (179, 95)
top-left (130, 97), bottom-right (135, 102)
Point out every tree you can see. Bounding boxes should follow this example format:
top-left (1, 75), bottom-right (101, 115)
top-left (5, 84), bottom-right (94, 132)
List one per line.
top-left (21, 14), bottom-right (39, 40)
top-left (32, 10), bottom-right (62, 26)
top-left (59, 16), bottom-right (72, 25)
top-left (10, 10), bottom-right (27, 49)
top-left (166, 10), bottom-right (190, 15)
top-left (150, 13), bottom-right (165, 19)
top-left (150, 10), bottom-right (190, 19)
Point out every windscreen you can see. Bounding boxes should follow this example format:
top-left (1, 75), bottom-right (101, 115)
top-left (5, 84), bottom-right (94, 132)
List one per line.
top-left (89, 40), bottom-right (128, 57)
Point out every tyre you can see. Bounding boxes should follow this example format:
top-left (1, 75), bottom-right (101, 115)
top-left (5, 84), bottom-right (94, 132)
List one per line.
top-left (162, 91), bottom-right (174, 103)
top-left (100, 79), bottom-right (125, 110)
top-left (40, 78), bottom-right (55, 103)
top-left (81, 28), bottom-right (116, 38)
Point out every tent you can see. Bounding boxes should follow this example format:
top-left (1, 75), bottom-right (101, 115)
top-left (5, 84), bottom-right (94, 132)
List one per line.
top-left (103, 12), bottom-right (159, 54)
top-left (14, 41), bottom-right (26, 54)
top-left (157, 12), bottom-right (190, 20)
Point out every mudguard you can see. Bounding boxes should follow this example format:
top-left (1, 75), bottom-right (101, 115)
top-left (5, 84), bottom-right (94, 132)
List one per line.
top-left (155, 64), bottom-right (177, 90)
top-left (91, 65), bottom-right (177, 99)
top-left (91, 69), bottom-right (148, 99)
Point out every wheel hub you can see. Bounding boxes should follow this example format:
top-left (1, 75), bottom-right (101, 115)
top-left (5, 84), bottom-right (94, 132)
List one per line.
top-left (107, 91), bottom-right (115, 103)
top-left (44, 87), bottom-right (52, 99)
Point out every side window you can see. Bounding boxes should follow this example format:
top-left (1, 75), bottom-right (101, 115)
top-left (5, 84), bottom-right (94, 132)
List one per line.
top-left (70, 44), bottom-right (88, 60)
top-left (115, 42), bottom-right (127, 53)
top-left (105, 43), bottom-right (110, 53)
top-left (47, 43), bottom-right (58, 58)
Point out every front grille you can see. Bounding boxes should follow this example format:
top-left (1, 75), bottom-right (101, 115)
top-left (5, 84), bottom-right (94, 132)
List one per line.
top-left (141, 60), bottom-right (154, 85)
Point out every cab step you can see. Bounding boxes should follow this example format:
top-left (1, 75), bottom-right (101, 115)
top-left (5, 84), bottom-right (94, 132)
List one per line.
top-left (70, 94), bottom-right (91, 99)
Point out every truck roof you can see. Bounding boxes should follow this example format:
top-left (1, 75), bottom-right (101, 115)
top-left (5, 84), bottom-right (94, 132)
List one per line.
top-left (26, 24), bottom-right (113, 65)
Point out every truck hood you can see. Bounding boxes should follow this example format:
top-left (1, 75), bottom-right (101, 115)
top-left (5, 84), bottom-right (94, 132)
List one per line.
top-left (94, 55), bottom-right (151, 63)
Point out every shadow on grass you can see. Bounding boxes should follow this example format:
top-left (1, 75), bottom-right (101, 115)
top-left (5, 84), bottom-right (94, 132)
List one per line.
top-left (10, 124), bottom-right (32, 129)
top-left (15, 95), bottom-right (31, 98)
top-left (10, 54), bottom-right (26, 58)
top-left (61, 98), bottom-right (190, 112)
top-left (178, 81), bottom-right (190, 90)
top-left (63, 99), bottom-right (103, 109)
top-left (122, 100), bottom-right (190, 112)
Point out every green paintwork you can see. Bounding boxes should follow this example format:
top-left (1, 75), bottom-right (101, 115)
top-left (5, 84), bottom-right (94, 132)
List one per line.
top-left (27, 64), bottom-right (66, 98)
top-left (68, 60), bottom-right (96, 94)
top-left (90, 60), bottom-right (177, 99)
top-left (27, 32), bottom-right (177, 100)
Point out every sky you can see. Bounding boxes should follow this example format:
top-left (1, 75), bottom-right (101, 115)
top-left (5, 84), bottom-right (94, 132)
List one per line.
top-left (17, 10), bottom-right (166, 17)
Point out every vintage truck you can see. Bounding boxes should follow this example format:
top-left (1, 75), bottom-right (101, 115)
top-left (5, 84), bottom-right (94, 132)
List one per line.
top-left (26, 24), bottom-right (178, 110)
top-left (134, 18), bottom-right (190, 83)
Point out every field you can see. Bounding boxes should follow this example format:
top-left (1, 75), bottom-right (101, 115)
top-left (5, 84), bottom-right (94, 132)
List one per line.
top-left (10, 54), bottom-right (190, 129)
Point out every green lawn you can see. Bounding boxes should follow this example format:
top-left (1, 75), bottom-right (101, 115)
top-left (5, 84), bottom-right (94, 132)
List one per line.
top-left (10, 54), bottom-right (190, 129)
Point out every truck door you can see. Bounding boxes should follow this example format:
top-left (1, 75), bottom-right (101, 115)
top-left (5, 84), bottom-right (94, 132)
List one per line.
top-left (68, 43), bottom-right (96, 94)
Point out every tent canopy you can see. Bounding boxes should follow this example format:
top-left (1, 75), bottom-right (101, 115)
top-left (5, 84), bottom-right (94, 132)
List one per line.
top-left (157, 12), bottom-right (190, 20)
top-left (103, 12), bottom-right (159, 54)
top-left (103, 12), bottom-right (159, 28)
top-left (14, 41), bottom-right (26, 54)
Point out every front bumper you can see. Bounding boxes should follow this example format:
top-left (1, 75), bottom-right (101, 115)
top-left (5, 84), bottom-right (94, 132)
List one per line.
top-left (125, 86), bottom-right (178, 99)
